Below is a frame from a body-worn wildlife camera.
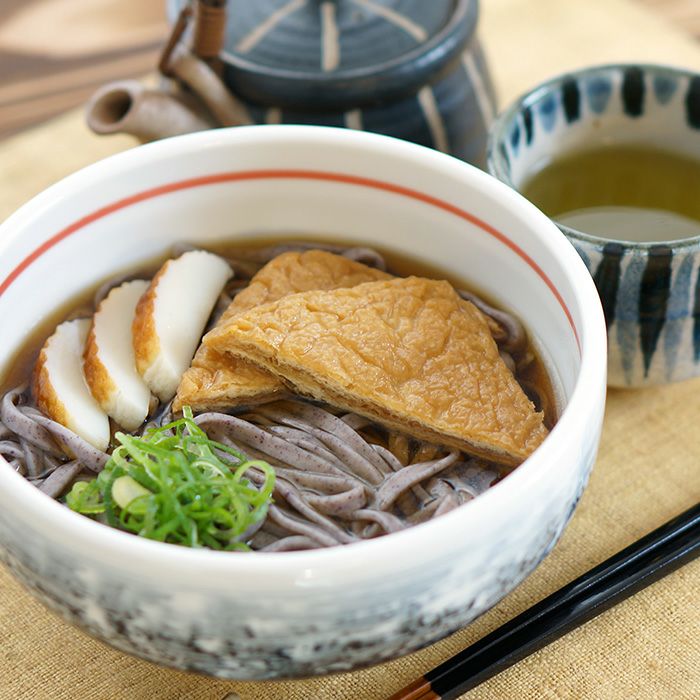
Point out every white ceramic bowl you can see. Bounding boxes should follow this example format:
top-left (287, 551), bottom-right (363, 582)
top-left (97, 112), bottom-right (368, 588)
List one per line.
top-left (0, 126), bottom-right (606, 679)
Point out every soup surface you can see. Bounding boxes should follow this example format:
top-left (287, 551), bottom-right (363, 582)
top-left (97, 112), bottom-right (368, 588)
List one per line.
top-left (0, 239), bottom-right (556, 552)
top-left (521, 145), bottom-right (700, 242)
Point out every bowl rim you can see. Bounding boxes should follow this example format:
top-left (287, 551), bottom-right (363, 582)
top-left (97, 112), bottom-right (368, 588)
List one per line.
top-left (486, 61), bottom-right (700, 251)
top-left (0, 125), bottom-right (607, 579)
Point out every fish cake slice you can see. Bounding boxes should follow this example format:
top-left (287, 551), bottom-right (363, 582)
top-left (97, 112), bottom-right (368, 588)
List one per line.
top-left (33, 319), bottom-right (111, 451)
top-left (132, 250), bottom-right (232, 402)
top-left (83, 280), bottom-right (151, 431)
top-left (204, 276), bottom-right (548, 466)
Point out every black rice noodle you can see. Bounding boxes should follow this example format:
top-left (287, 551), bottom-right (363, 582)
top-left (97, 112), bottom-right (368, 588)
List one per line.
top-left (0, 242), bottom-right (534, 551)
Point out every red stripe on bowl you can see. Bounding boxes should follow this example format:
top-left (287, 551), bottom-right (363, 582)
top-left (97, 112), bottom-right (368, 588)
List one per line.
top-left (0, 169), bottom-right (581, 349)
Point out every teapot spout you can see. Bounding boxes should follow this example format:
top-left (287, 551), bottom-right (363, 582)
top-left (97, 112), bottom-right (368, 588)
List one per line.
top-left (85, 80), bottom-right (213, 142)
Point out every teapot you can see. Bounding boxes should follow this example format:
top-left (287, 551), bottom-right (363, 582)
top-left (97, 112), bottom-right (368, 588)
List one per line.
top-left (87, 0), bottom-right (495, 166)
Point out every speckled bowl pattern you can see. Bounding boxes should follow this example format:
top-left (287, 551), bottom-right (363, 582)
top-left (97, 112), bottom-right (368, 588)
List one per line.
top-left (0, 127), bottom-right (606, 679)
top-left (488, 64), bottom-right (700, 387)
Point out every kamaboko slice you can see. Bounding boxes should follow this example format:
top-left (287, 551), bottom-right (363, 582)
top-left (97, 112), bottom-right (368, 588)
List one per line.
top-left (132, 251), bottom-right (232, 402)
top-left (33, 319), bottom-right (110, 450)
top-left (83, 280), bottom-right (151, 431)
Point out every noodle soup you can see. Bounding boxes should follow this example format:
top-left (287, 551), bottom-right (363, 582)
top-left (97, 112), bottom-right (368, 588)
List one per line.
top-left (0, 239), bottom-right (556, 552)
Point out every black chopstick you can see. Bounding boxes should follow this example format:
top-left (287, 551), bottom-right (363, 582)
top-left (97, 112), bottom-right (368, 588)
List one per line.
top-left (389, 502), bottom-right (700, 700)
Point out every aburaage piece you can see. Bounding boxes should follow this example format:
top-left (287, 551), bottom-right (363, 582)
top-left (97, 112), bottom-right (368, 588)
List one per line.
top-left (174, 250), bottom-right (390, 410)
top-left (204, 276), bottom-right (548, 465)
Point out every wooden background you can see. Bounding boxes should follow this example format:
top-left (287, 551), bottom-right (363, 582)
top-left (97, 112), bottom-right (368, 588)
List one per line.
top-left (0, 0), bottom-right (699, 140)
top-left (0, 0), bottom-right (167, 138)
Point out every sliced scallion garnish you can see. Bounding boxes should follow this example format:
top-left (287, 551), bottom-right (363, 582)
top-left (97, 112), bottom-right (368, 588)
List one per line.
top-left (65, 407), bottom-right (275, 551)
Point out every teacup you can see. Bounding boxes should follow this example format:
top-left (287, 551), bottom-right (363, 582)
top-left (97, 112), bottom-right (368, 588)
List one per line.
top-left (487, 64), bottom-right (700, 387)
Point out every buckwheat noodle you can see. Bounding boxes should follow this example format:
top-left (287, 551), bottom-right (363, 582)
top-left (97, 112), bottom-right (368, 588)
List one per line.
top-left (0, 243), bottom-right (531, 550)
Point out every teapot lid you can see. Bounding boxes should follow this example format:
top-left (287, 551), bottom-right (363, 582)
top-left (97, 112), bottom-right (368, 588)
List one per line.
top-left (170, 0), bottom-right (478, 110)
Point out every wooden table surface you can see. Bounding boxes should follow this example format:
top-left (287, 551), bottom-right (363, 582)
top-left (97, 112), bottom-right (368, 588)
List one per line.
top-left (0, 0), bottom-right (699, 140)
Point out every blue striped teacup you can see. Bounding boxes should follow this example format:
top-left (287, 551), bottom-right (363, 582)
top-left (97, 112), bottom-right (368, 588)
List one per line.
top-left (487, 64), bottom-right (700, 387)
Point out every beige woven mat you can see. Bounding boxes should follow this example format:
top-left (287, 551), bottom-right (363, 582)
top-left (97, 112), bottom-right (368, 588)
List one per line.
top-left (1, 0), bottom-right (699, 698)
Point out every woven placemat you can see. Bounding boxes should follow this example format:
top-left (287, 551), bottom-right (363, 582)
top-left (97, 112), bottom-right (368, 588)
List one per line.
top-left (1, 1), bottom-right (699, 698)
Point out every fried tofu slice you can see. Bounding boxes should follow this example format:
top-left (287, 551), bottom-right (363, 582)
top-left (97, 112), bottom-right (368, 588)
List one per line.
top-left (204, 277), bottom-right (548, 466)
top-left (173, 250), bottom-right (391, 411)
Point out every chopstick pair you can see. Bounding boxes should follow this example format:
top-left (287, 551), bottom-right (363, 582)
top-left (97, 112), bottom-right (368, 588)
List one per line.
top-left (390, 502), bottom-right (700, 700)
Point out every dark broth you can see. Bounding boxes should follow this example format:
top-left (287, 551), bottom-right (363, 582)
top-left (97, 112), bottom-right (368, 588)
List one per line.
top-left (521, 145), bottom-right (700, 242)
top-left (1, 239), bottom-right (558, 428)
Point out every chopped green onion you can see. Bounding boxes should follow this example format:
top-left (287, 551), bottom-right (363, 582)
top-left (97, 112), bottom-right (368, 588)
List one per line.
top-left (112, 475), bottom-right (151, 515)
top-left (65, 406), bottom-right (276, 551)
top-left (65, 479), bottom-right (104, 515)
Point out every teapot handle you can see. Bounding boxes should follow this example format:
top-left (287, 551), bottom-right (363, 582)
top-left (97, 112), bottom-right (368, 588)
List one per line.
top-left (160, 0), bottom-right (227, 77)
top-left (158, 1), bottom-right (251, 128)
top-left (191, 0), bottom-right (227, 65)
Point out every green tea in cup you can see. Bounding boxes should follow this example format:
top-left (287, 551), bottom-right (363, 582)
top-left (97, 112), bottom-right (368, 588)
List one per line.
top-left (521, 145), bottom-right (700, 242)
top-left (487, 64), bottom-right (700, 388)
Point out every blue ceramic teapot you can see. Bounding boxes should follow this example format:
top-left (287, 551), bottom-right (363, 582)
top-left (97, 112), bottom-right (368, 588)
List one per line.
top-left (89, 0), bottom-right (495, 167)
